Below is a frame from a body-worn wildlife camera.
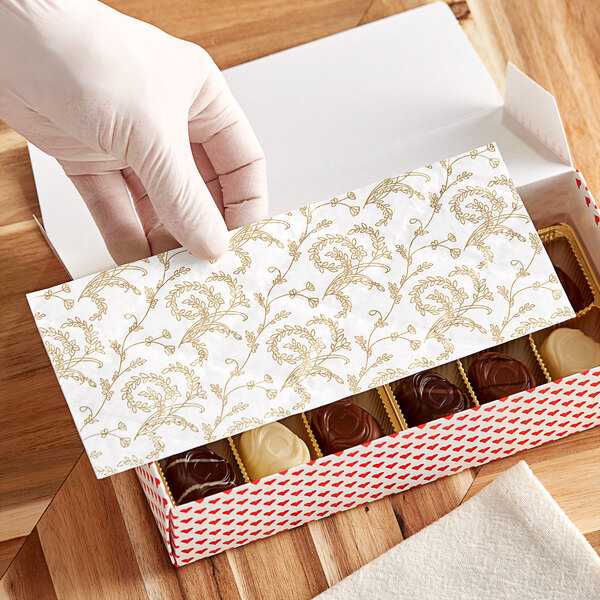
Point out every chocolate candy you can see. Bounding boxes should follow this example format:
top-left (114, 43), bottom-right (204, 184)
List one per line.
top-left (163, 446), bottom-right (237, 504)
top-left (468, 351), bottom-right (536, 404)
top-left (555, 267), bottom-right (584, 312)
top-left (238, 422), bottom-right (311, 481)
top-left (395, 372), bottom-right (469, 426)
top-left (541, 328), bottom-right (600, 379)
top-left (311, 398), bottom-right (383, 454)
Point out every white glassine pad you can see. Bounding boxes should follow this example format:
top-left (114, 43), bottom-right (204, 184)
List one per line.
top-left (27, 144), bottom-right (574, 477)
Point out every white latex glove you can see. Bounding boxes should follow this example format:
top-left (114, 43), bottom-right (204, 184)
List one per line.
top-left (0, 0), bottom-right (267, 263)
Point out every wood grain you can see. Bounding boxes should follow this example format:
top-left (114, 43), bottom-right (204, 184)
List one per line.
top-left (308, 497), bottom-right (404, 586)
top-left (462, 428), bottom-right (600, 534)
top-left (36, 458), bottom-right (148, 600)
top-left (227, 528), bottom-right (329, 599)
top-left (0, 531), bottom-right (57, 600)
top-left (0, 539), bottom-right (25, 580)
top-left (1, 0), bottom-right (600, 597)
top-left (585, 531), bottom-right (600, 555)
top-left (109, 471), bottom-right (187, 600)
top-left (388, 470), bottom-right (475, 538)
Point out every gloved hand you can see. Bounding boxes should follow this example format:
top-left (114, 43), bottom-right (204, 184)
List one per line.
top-left (0, 0), bottom-right (267, 264)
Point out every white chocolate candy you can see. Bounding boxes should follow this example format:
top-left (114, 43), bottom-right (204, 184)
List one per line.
top-left (540, 328), bottom-right (600, 379)
top-left (238, 422), bottom-right (311, 481)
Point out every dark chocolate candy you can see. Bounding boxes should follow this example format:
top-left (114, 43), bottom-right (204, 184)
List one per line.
top-left (163, 446), bottom-right (237, 505)
top-left (311, 399), bottom-right (383, 454)
top-left (468, 351), bottom-right (536, 404)
top-left (396, 372), bottom-right (469, 426)
top-left (555, 266), bottom-right (584, 312)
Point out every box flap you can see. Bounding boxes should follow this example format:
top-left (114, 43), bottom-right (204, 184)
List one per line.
top-left (27, 145), bottom-right (574, 477)
top-left (504, 63), bottom-right (572, 167)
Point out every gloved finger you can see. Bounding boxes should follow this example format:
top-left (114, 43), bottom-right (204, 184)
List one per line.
top-left (188, 67), bottom-right (267, 230)
top-left (125, 123), bottom-right (229, 260)
top-left (67, 171), bottom-right (151, 265)
top-left (121, 167), bottom-right (179, 255)
top-left (191, 143), bottom-right (224, 219)
top-left (203, 118), bottom-right (267, 230)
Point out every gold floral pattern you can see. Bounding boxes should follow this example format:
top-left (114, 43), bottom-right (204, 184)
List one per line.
top-left (27, 144), bottom-right (573, 477)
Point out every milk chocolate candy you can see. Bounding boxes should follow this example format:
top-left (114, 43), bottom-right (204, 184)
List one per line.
top-left (238, 422), bottom-right (311, 481)
top-left (311, 398), bottom-right (383, 454)
top-left (468, 351), bottom-right (536, 404)
top-left (163, 446), bottom-right (237, 505)
top-left (541, 327), bottom-right (600, 379)
top-left (555, 267), bottom-right (584, 312)
top-left (396, 372), bottom-right (469, 426)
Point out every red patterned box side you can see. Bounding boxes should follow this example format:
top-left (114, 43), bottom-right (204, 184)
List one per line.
top-left (135, 461), bottom-right (175, 563)
top-left (575, 170), bottom-right (600, 228)
top-left (572, 171), bottom-right (600, 279)
top-left (166, 368), bottom-right (600, 565)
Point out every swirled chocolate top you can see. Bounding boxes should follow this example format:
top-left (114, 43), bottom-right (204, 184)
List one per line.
top-left (164, 446), bottom-right (237, 504)
top-left (311, 399), bottom-right (383, 454)
top-left (396, 371), bottom-right (469, 426)
top-left (468, 351), bottom-right (536, 404)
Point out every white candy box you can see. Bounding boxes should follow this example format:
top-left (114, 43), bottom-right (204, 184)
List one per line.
top-left (26, 4), bottom-right (600, 566)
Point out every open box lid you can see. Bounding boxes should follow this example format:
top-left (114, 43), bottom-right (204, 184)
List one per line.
top-left (27, 143), bottom-right (576, 477)
top-left (28, 2), bottom-right (573, 280)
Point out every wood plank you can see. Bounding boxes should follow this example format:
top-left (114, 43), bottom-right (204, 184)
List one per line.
top-left (225, 525), bottom-right (329, 599)
top-left (102, 0), bottom-right (375, 69)
top-left (0, 368), bottom-right (82, 540)
top-left (0, 220), bottom-right (70, 380)
top-left (308, 498), bottom-right (404, 586)
top-left (109, 471), bottom-right (184, 600)
top-left (462, 428), bottom-right (600, 535)
top-left (584, 531), bottom-right (600, 557)
top-left (0, 537), bottom-right (25, 579)
top-left (0, 126), bottom-right (38, 228)
top-left (0, 498), bottom-right (50, 543)
top-left (468, 0), bottom-right (600, 186)
top-left (0, 217), bottom-right (80, 550)
top-left (176, 553), bottom-right (243, 600)
top-left (389, 470), bottom-right (475, 538)
top-left (35, 457), bottom-right (149, 600)
top-left (0, 531), bottom-right (57, 600)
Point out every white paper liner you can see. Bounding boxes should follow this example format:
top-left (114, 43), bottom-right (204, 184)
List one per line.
top-left (26, 144), bottom-right (575, 477)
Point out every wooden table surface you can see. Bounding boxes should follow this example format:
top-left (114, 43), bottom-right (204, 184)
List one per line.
top-left (1, 0), bottom-right (600, 597)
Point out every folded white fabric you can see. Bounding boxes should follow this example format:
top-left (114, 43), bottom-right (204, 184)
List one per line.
top-left (314, 462), bottom-right (600, 600)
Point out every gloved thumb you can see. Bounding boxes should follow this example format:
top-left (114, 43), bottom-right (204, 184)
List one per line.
top-left (126, 121), bottom-right (230, 261)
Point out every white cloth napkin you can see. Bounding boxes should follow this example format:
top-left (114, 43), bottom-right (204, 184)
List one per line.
top-left (314, 462), bottom-right (600, 599)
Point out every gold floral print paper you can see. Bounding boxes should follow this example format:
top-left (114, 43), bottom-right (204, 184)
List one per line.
top-left (27, 144), bottom-right (575, 477)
